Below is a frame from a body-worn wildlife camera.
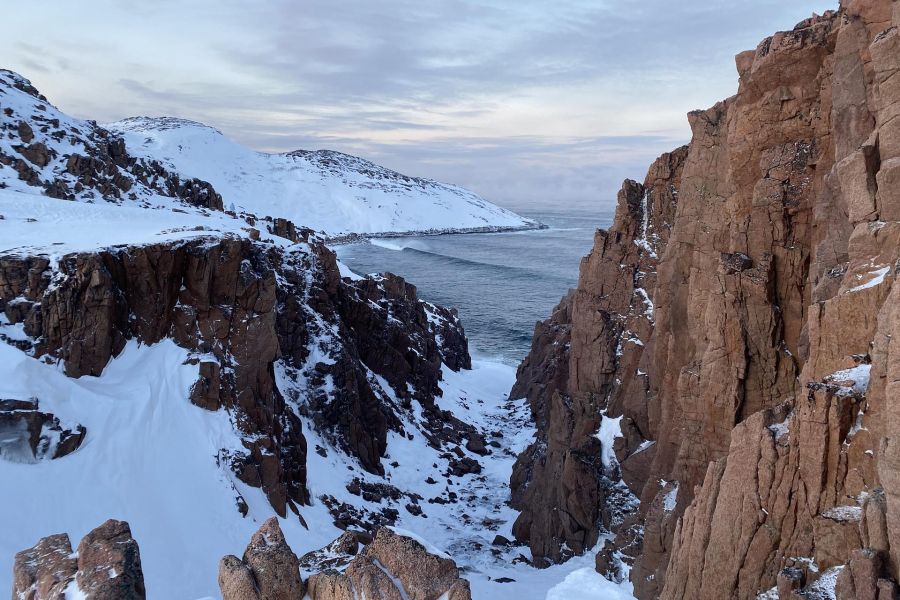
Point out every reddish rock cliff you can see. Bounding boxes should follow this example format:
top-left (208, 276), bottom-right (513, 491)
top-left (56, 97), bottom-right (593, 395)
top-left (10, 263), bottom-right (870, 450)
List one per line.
top-left (511, 1), bottom-right (900, 597)
top-left (0, 231), bottom-right (472, 521)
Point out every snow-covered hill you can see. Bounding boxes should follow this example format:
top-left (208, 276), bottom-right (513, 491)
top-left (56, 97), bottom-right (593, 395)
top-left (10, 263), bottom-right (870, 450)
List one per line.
top-left (106, 115), bottom-right (538, 237)
top-left (0, 68), bottom-right (536, 238)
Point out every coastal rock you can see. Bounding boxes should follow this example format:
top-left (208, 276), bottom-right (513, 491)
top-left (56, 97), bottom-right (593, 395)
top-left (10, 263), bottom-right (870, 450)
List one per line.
top-left (0, 223), bottom-right (471, 518)
top-left (12, 533), bottom-right (77, 600)
top-left (222, 525), bottom-right (471, 600)
top-left (510, 1), bottom-right (900, 598)
top-left (75, 520), bottom-right (145, 600)
top-left (357, 528), bottom-right (471, 600)
top-left (0, 398), bottom-right (85, 462)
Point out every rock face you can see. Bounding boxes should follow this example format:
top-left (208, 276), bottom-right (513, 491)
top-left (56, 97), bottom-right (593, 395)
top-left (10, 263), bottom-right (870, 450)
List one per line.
top-left (0, 398), bottom-right (85, 463)
top-left (218, 517), bottom-right (305, 600)
top-left (12, 519), bottom-right (145, 600)
top-left (0, 230), bottom-right (471, 519)
top-left (220, 520), bottom-right (471, 600)
top-left (510, 1), bottom-right (900, 597)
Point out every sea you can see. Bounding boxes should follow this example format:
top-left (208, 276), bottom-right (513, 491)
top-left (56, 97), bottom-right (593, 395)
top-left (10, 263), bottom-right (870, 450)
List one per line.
top-left (334, 206), bottom-right (614, 365)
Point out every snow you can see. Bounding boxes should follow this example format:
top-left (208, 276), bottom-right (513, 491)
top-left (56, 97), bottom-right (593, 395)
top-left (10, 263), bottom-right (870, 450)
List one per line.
top-left (546, 561), bottom-right (635, 600)
top-left (634, 288), bottom-right (654, 319)
top-left (595, 414), bottom-right (624, 469)
top-left (0, 188), bottom-right (273, 256)
top-left (821, 505), bottom-right (862, 522)
top-left (633, 239), bottom-right (657, 259)
top-left (0, 71), bottom-right (536, 241)
top-left (768, 415), bottom-right (791, 441)
top-left (0, 340), bottom-right (310, 600)
top-left (336, 258), bottom-right (362, 281)
top-left (0, 333), bottom-right (634, 599)
top-left (824, 364), bottom-right (871, 396)
top-left (63, 579), bottom-right (87, 600)
top-left (106, 117), bottom-right (538, 237)
top-left (848, 265), bottom-right (891, 292)
top-left (0, 70), bottom-right (635, 600)
top-left (287, 353), bottom-right (635, 599)
top-left (805, 566), bottom-right (843, 599)
top-left (663, 483), bottom-right (679, 513)
top-left (374, 559), bottom-right (412, 600)
top-left (629, 440), bottom-right (655, 457)
top-left (387, 526), bottom-right (451, 560)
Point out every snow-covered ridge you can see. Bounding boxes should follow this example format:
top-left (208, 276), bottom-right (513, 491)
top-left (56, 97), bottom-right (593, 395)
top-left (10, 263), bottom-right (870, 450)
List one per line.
top-left (107, 114), bottom-right (539, 237)
top-left (0, 69), bottom-right (537, 238)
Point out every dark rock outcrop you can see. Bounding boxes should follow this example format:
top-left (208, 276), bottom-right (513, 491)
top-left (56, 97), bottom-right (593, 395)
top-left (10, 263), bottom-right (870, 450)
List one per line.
top-left (0, 69), bottom-right (222, 208)
top-left (218, 517), bottom-right (304, 600)
top-left (0, 398), bottom-right (85, 463)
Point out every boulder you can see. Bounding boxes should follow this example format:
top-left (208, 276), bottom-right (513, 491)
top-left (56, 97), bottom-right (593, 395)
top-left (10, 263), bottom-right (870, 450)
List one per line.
top-left (75, 520), bottom-right (145, 600)
top-left (218, 517), bottom-right (304, 600)
top-left (11, 519), bottom-right (145, 600)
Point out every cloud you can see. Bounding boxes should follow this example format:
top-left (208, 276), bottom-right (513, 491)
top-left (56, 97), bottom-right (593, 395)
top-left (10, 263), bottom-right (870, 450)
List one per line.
top-left (0, 0), bottom-right (833, 211)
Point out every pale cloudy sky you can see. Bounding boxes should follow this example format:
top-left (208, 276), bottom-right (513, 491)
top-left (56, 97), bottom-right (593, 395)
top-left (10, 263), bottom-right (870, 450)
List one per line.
top-left (4, 0), bottom-right (830, 213)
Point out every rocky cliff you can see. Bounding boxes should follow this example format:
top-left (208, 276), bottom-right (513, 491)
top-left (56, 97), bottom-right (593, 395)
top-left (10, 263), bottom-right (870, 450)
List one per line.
top-left (13, 520), bottom-right (146, 600)
top-left (510, 0), bottom-right (900, 597)
top-left (0, 230), bottom-right (474, 521)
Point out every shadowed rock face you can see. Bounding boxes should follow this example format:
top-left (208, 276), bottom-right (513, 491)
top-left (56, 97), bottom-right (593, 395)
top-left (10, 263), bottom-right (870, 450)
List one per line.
top-left (219, 521), bottom-right (471, 600)
top-left (12, 519), bottom-right (145, 600)
top-left (511, 0), bottom-right (900, 597)
top-left (0, 230), bottom-right (471, 519)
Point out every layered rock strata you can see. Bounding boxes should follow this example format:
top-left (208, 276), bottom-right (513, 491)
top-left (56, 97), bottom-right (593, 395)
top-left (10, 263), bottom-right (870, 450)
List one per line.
top-left (510, 1), bottom-right (900, 598)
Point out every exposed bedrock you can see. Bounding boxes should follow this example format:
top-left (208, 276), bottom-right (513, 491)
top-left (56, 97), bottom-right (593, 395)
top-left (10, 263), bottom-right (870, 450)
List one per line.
top-left (510, 0), bottom-right (900, 597)
top-left (218, 519), bottom-right (472, 600)
top-left (0, 231), bottom-right (471, 519)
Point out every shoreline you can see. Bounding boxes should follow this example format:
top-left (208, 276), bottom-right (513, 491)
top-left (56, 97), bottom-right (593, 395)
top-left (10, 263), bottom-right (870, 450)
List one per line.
top-left (324, 221), bottom-right (548, 246)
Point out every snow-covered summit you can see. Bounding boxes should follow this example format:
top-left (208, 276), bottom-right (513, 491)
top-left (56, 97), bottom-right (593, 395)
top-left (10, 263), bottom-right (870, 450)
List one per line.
top-left (113, 115), bottom-right (224, 135)
top-left (107, 114), bottom-right (538, 237)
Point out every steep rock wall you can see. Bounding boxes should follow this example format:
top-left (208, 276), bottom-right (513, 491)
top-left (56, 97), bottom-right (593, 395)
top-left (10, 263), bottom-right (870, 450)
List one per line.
top-left (510, 1), bottom-right (900, 597)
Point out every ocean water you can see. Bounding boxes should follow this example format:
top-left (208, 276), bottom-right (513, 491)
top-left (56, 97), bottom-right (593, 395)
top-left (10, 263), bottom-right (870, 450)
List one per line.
top-left (334, 208), bottom-right (613, 365)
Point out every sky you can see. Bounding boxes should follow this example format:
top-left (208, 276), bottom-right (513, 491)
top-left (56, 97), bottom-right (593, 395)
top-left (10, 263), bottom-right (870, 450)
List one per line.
top-left (4, 0), bottom-right (831, 214)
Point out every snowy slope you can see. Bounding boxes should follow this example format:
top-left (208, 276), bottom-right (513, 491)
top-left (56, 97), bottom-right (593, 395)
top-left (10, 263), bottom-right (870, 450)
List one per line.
top-left (107, 116), bottom-right (538, 237)
top-left (0, 337), bottom-right (632, 599)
